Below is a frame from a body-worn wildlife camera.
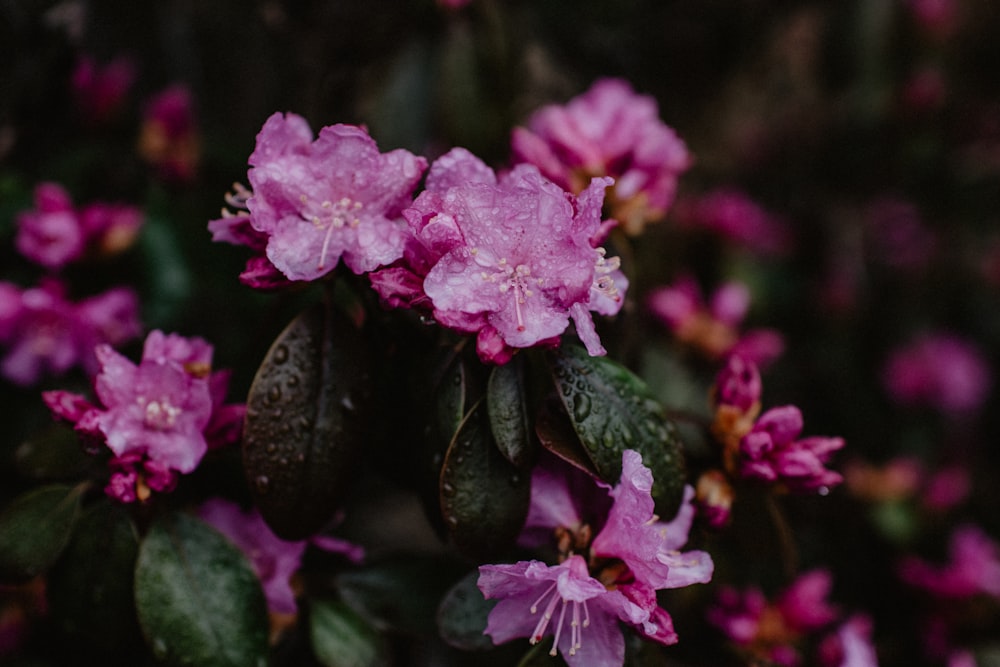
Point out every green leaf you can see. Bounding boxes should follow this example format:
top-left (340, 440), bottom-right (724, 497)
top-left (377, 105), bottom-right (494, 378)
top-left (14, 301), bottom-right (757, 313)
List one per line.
top-left (546, 345), bottom-right (686, 516)
top-left (436, 569), bottom-right (496, 651)
top-left (15, 424), bottom-right (92, 480)
top-left (134, 512), bottom-right (269, 667)
top-left (440, 401), bottom-right (531, 560)
top-left (487, 356), bottom-right (536, 469)
top-left (243, 301), bottom-right (371, 540)
top-left (0, 483), bottom-right (84, 581)
top-left (309, 598), bottom-right (390, 667)
top-left (47, 500), bottom-right (142, 658)
top-left (335, 555), bottom-right (463, 637)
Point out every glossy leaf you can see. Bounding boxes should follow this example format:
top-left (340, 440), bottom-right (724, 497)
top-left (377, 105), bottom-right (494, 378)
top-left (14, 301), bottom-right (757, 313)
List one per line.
top-left (243, 301), bottom-right (371, 540)
top-left (14, 424), bottom-right (91, 480)
top-left (546, 345), bottom-right (686, 515)
top-left (134, 512), bottom-right (269, 667)
top-left (47, 500), bottom-right (141, 657)
top-left (335, 555), bottom-right (463, 637)
top-left (436, 569), bottom-right (496, 651)
top-left (310, 598), bottom-right (390, 667)
top-left (440, 401), bottom-right (530, 560)
top-left (0, 483), bottom-right (84, 581)
top-left (487, 356), bottom-right (535, 469)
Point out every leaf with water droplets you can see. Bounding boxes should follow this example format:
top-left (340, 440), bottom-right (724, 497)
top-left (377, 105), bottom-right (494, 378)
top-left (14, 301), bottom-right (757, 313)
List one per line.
top-left (0, 483), bottom-right (84, 581)
top-left (310, 598), bottom-right (390, 667)
top-left (134, 512), bottom-right (268, 667)
top-left (545, 345), bottom-right (686, 516)
top-left (487, 356), bottom-right (536, 469)
top-left (440, 401), bottom-right (530, 560)
top-left (436, 569), bottom-right (497, 651)
top-left (243, 301), bottom-right (371, 539)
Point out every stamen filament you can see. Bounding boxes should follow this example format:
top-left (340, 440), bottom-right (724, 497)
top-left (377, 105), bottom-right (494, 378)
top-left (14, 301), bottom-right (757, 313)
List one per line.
top-left (549, 600), bottom-right (569, 656)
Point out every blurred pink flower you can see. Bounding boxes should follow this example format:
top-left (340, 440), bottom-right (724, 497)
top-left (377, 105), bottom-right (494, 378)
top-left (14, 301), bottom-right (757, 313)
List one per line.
top-left (71, 55), bottom-right (136, 125)
top-left (864, 197), bottom-right (936, 272)
top-left (881, 333), bottom-right (991, 414)
top-left (512, 78), bottom-right (691, 235)
top-left (673, 189), bottom-right (791, 255)
top-left (138, 84), bottom-right (201, 182)
top-left (899, 524), bottom-right (1000, 599)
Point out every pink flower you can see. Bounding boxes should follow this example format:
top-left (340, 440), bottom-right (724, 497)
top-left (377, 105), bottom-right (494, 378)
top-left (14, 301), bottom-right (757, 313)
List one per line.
top-left (674, 189), bottom-right (791, 255)
top-left (817, 615), bottom-right (879, 667)
top-left (43, 330), bottom-right (243, 503)
top-left (881, 333), bottom-right (991, 415)
top-left (71, 55), bottom-right (136, 125)
top-left (138, 84), bottom-right (201, 182)
top-left (512, 78), bottom-right (691, 235)
top-left (240, 112), bottom-right (426, 283)
top-left (738, 405), bottom-right (845, 493)
top-left (479, 451), bottom-right (712, 665)
top-left (0, 279), bottom-right (140, 386)
top-left (899, 524), bottom-right (1000, 599)
top-left (377, 148), bottom-right (626, 362)
top-left (647, 275), bottom-right (784, 366)
top-left (14, 183), bottom-right (144, 268)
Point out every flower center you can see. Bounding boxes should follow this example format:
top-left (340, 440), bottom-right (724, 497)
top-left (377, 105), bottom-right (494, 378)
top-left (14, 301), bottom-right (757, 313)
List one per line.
top-left (139, 397), bottom-right (182, 430)
top-left (591, 247), bottom-right (621, 302)
top-left (480, 257), bottom-right (543, 331)
top-left (300, 195), bottom-right (364, 270)
top-left (528, 582), bottom-right (591, 658)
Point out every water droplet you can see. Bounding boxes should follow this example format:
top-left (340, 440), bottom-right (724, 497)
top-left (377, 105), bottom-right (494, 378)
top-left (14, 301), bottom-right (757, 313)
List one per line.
top-left (287, 375), bottom-right (299, 387)
top-left (272, 408), bottom-right (283, 418)
top-left (254, 475), bottom-right (270, 494)
top-left (278, 457), bottom-right (288, 466)
top-left (266, 443), bottom-right (277, 454)
top-left (268, 385), bottom-right (282, 402)
top-left (341, 395), bottom-right (355, 411)
top-left (441, 482), bottom-right (456, 497)
top-left (602, 433), bottom-right (615, 448)
top-left (152, 638), bottom-right (168, 659)
top-left (572, 393), bottom-right (592, 421)
top-left (455, 455), bottom-right (464, 465)
top-left (446, 515), bottom-right (459, 528)
top-left (296, 453), bottom-right (305, 463)
top-left (273, 345), bottom-right (289, 364)
top-left (509, 473), bottom-right (521, 486)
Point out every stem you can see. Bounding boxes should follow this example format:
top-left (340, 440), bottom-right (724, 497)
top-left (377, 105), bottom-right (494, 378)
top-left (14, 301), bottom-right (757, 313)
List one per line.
top-left (765, 493), bottom-right (799, 580)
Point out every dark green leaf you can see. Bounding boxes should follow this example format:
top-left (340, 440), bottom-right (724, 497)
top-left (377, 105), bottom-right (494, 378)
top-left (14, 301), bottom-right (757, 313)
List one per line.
top-left (134, 512), bottom-right (268, 667)
top-left (487, 357), bottom-right (536, 469)
top-left (440, 401), bottom-right (530, 560)
top-left (546, 345), bottom-right (686, 516)
top-left (436, 569), bottom-right (496, 651)
top-left (243, 301), bottom-right (371, 540)
top-left (48, 500), bottom-right (142, 657)
top-left (434, 347), bottom-right (468, 448)
top-left (0, 483), bottom-right (84, 581)
top-left (15, 424), bottom-right (92, 480)
top-left (535, 397), bottom-right (600, 478)
top-left (335, 555), bottom-right (463, 637)
top-left (309, 598), bottom-right (390, 667)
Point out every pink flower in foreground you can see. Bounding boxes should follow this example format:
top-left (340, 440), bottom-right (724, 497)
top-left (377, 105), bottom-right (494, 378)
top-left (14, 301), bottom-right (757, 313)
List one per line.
top-left (0, 279), bottom-right (141, 386)
top-left (512, 78), bottom-right (691, 235)
top-left (674, 189), bottom-right (791, 255)
top-left (647, 274), bottom-right (784, 367)
top-left (14, 182), bottom-right (144, 269)
top-left (738, 405), bottom-right (845, 493)
top-left (241, 112), bottom-right (426, 283)
top-left (899, 524), bottom-right (1000, 599)
top-left (881, 333), bottom-right (991, 415)
top-left (43, 330), bottom-right (244, 503)
top-left (478, 451), bottom-right (712, 665)
top-left (199, 498), bottom-right (363, 614)
top-left (372, 148), bottom-right (627, 363)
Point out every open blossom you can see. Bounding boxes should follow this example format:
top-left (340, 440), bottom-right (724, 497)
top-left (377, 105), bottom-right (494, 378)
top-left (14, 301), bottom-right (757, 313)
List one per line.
top-left (372, 147), bottom-right (627, 363)
top-left (478, 450), bottom-right (712, 666)
top-left (0, 279), bottom-right (141, 386)
top-left (738, 405), bottom-right (845, 493)
top-left (43, 330), bottom-right (244, 503)
top-left (881, 332), bottom-right (991, 415)
top-left (512, 78), bottom-right (691, 235)
top-left (14, 182), bottom-right (144, 269)
top-left (199, 498), bottom-right (363, 614)
top-left (235, 112), bottom-right (426, 283)
top-left (647, 274), bottom-right (784, 366)
top-left (709, 570), bottom-right (876, 667)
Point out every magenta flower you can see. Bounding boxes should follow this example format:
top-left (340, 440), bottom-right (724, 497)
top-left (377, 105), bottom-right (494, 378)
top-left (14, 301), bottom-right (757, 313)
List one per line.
top-left (43, 330), bottom-right (243, 503)
top-left (674, 189), bottom-right (790, 256)
top-left (379, 148), bottom-right (626, 362)
top-left (647, 274), bottom-right (784, 366)
top-left (138, 84), bottom-right (201, 182)
top-left (512, 78), bottom-right (691, 235)
top-left (0, 279), bottom-right (140, 386)
top-left (478, 450), bottom-right (712, 665)
top-left (240, 112), bottom-right (426, 282)
top-left (881, 332), bottom-right (991, 415)
top-left (899, 524), bottom-right (1000, 599)
top-left (71, 55), bottom-right (135, 125)
top-left (738, 405), bottom-right (845, 493)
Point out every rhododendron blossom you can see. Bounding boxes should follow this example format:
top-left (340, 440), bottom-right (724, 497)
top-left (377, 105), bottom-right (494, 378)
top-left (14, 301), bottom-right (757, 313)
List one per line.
top-left (881, 332), bottom-right (991, 415)
top-left (373, 147), bottom-right (627, 363)
top-left (43, 330), bottom-right (244, 502)
top-left (241, 112), bottom-right (426, 282)
top-left (478, 450), bottom-right (712, 665)
top-left (512, 78), bottom-right (691, 235)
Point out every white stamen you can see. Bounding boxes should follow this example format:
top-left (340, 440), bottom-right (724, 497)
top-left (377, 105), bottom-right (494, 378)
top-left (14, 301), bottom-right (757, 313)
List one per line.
top-left (549, 600), bottom-right (569, 656)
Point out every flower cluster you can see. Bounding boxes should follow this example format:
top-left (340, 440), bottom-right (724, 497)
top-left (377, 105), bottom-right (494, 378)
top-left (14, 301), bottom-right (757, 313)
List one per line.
top-left (43, 330), bottom-right (244, 503)
top-left (478, 450), bottom-right (713, 665)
